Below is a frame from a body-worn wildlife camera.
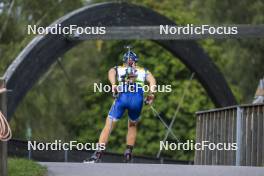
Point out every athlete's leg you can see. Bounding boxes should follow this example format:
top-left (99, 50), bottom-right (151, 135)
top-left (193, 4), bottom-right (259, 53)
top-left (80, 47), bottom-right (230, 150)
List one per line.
top-left (123, 120), bottom-right (138, 162)
top-left (126, 92), bottom-right (143, 146)
top-left (124, 92), bottom-right (143, 162)
top-left (84, 96), bottom-right (125, 163)
top-left (98, 116), bottom-right (116, 145)
top-left (100, 93), bottom-right (126, 145)
top-left (126, 120), bottom-right (138, 146)
top-left (84, 117), bottom-right (116, 163)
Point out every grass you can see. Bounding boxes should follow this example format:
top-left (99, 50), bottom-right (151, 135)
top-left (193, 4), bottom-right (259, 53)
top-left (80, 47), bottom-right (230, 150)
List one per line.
top-left (8, 158), bottom-right (47, 176)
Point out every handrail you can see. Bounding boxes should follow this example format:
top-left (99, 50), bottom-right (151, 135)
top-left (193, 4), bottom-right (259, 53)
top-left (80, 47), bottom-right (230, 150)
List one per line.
top-left (196, 103), bottom-right (264, 115)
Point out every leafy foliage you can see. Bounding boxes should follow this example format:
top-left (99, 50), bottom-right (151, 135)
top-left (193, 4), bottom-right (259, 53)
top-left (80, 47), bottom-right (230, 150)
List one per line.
top-left (8, 158), bottom-right (47, 176)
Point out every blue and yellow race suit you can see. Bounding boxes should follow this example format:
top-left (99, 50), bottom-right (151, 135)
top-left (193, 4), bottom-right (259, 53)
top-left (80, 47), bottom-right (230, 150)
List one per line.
top-left (108, 65), bottom-right (149, 122)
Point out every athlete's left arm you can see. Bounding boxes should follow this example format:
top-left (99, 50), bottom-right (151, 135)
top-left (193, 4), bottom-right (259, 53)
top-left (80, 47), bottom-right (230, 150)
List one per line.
top-left (146, 72), bottom-right (157, 94)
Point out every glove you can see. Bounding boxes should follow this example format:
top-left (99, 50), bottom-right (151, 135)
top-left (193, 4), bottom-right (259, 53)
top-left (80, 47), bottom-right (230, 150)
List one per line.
top-left (112, 84), bottom-right (119, 98)
top-left (144, 93), bottom-right (155, 105)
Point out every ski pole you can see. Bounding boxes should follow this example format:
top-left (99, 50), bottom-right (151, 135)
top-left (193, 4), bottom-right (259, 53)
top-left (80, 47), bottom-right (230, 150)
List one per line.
top-left (150, 105), bottom-right (180, 143)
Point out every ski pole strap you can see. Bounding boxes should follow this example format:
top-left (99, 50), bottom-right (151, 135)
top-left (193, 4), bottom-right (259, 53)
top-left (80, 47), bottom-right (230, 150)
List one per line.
top-left (114, 66), bottom-right (119, 81)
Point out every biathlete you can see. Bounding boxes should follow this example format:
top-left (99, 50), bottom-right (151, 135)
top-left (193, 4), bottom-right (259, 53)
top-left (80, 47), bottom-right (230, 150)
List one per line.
top-left (84, 48), bottom-right (156, 163)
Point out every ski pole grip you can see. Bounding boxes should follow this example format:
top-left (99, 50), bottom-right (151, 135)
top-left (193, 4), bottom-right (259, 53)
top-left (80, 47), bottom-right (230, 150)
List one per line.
top-left (113, 92), bottom-right (118, 98)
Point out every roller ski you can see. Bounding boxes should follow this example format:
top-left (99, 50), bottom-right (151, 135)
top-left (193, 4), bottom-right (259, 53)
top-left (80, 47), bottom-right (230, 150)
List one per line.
top-left (83, 150), bottom-right (102, 163)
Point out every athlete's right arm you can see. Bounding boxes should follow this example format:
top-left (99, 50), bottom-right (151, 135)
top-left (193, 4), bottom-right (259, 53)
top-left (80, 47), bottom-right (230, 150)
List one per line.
top-left (108, 68), bottom-right (117, 93)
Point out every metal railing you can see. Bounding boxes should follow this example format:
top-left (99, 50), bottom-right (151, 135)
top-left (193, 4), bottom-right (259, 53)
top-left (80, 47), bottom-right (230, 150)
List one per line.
top-left (0, 79), bottom-right (7, 176)
top-left (8, 139), bottom-right (193, 164)
top-left (195, 103), bottom-right (264, 166)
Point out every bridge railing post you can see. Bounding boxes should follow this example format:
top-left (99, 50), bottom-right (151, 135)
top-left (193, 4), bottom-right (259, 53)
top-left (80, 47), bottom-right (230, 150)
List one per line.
top-left (0, 78), bottom-right (8, 176)
top-left (235, 107), bottom-right (243, 166)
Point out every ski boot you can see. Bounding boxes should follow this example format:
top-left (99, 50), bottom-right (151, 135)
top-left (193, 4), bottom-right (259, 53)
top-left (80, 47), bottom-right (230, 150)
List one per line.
top-left (123, 145), bottom-right (133, 163)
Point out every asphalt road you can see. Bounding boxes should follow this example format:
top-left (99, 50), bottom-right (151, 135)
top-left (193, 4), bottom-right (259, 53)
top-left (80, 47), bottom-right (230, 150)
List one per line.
top-left (40, 162), bottom-right (264, 176)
